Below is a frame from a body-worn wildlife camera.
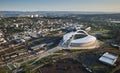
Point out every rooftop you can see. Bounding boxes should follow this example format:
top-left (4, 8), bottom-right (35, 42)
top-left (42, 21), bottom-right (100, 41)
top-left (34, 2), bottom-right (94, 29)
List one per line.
top-left (63, 30), bottom-right (96, 44)
top-left (99, 52), bottom-right (118, 66)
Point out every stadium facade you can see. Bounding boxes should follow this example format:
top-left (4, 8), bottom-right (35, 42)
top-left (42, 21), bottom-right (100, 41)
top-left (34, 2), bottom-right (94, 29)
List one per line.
top-left (59, 30), bottom-right (99, 49)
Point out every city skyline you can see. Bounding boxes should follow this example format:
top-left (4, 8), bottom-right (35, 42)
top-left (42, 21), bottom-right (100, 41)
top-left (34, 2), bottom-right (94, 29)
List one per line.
top-left (0, 0), bottom-right (120, 12)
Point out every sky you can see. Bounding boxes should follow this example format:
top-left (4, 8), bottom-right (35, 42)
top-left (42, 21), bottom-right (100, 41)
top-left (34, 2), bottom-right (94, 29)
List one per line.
top-left (0, 0), bottom-right (120, 12)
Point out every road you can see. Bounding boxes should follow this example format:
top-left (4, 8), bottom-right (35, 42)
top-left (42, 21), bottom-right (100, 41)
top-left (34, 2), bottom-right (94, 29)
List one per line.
top-left (31, 46), bottom-right (62, 64)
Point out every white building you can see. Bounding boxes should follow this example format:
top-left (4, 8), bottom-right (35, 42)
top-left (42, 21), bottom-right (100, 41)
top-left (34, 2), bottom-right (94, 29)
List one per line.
top-left (99, 52), bottom-right (118, 66)
top-left (0, 32), bottom-right (3, 37)
top-left (85, 27), bottom-right (91, 32)
top-left (59, 30), bottom-right (99, 49)
top-left (0, 38), bottom-right (7, 44)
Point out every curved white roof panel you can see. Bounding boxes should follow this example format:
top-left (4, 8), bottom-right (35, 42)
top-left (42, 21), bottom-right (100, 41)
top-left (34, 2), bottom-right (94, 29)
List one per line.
top-left (63, 32), bottom-right (74, 42)
top-left (71, 35), bottom-right (96, 44)
top-left (63, 30), bottom-right (90, 43)
top-left (75, 30), bottom-right (89, 35)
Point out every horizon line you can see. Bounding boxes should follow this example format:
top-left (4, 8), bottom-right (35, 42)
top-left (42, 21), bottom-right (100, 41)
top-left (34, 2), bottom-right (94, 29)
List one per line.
top-left (0, 10), bottom-right (120, 13)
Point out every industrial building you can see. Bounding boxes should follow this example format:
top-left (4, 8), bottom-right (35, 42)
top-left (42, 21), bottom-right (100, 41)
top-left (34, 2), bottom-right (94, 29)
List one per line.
top-left (99, 52), bottom-right (118, 66)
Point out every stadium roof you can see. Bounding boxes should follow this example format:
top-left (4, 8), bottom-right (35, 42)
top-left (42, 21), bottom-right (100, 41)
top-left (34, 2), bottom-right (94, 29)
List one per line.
top-left (71, 35), bottom-right (96, 44)
top-left (63, 30), bottom-right (96, 44)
